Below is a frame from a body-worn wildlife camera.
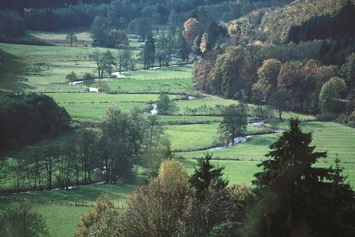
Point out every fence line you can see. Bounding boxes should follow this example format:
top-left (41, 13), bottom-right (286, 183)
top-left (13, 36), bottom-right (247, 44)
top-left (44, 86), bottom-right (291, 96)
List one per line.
top-left (0, 195), bottom-right (125, 210)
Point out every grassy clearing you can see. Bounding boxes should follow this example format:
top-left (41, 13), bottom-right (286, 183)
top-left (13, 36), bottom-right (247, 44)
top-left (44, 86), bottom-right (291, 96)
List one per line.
top-left (174, 95), bottom-right (239, 114)
top-left (157, 115), bottom-right (222, 124)
top-left (176, 133), bottom-right (279, 159)
top-left (0, 43), bottom-right (193, 93)
top-left (61, 102), bottom-right (148, 122)
top-left (121, 65), bottom-right (193, 80)
top-left (47, 92), bottom-right (183, 103)
top-left (167, 124), bottom-right (267, 151)
top-left (28, 30), bottom-right (92, 42)
top-left (106, 78), bottom-right (194, 94)
top-left (0, 184), bottom-right (135, 237)
top-left (176, 121), bottom-right (355, 162)
top-left (47, 93), bottom-right (184, 122)
top-left (166, 124), bottom-right (220, 151)
top-left (0, 43), bottom-right (105, 92)
top-left (300, 121), bottom-right (355, 162)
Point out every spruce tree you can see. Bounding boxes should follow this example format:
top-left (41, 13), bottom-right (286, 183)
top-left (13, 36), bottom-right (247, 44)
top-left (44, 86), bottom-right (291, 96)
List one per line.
top-left (250, 119), bottom-right (355, 237)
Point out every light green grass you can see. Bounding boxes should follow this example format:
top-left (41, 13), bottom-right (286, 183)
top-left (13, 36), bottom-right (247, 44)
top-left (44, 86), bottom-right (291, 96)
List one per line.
top-left (166, 124), bottom-right (220, 151)
top-left (28, 30), bottom-right (92, 42)
top-left (0, 184), bottom-right (135, 237)
top-left (176, 133), bottom-right (278, 159)
top-left (167, 124), bottom-right (268, 151)
top-left (106, 78), bottom-right (194, 93)
top-left (157, 115), bottom-right (223, 123)
top-left (0, 43), bottom-right (107, 92)
top-left (121, 65), bottom-right (193, 80)
top-left (300, 121), bottom-right (355, 162)
top-left (47, 93), bottom-right (184, 122)
top-left (61, 102), bottom-right (148, 122)
top-left (47, 92), bottom-right (182, 103)
top-left (174, 95), bottom-right (239, 114)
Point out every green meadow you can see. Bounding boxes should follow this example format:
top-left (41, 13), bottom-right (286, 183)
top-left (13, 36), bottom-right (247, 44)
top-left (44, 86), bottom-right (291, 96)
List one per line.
top-left (1, 31), bottom-right (355, 237)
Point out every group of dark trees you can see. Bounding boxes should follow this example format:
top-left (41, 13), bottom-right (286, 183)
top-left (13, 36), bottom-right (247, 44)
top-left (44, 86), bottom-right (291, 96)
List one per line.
top-left (75, 119), bottom-right (355, 237)
top-left (1, 0), bottom-right (292, 40)
top-left (0, 104), bottom-right (170, 192)
top-left (0, 93), bottom-right (71, 152)
top-left (0, 10), bottom-right (25, 38)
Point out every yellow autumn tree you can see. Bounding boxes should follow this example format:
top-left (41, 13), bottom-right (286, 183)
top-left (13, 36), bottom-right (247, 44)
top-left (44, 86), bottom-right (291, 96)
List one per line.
top-left (119, 160), bottom-right (194, 237)
top-left (74, 194), bottom-right (120, 237)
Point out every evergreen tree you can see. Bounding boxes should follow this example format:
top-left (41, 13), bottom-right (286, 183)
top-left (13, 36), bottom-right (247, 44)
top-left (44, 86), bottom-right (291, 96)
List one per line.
top-left (143, 34), bottom-right (155, 69)
top-left (249, 119), bottom-right (355, 237)
top-left (177, 33), bottom-right (190, 62)
top-left (189, 153), bottom-right (228, 201)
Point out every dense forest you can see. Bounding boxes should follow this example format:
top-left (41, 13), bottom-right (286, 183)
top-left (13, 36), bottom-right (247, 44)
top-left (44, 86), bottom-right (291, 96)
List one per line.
top-left (0, 93), bottom-right (71, 150)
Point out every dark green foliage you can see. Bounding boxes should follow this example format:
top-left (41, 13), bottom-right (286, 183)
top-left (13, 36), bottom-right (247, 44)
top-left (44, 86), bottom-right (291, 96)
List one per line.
top-left (212, 46), bottom-right (256, 99)
top-left (205, 21), bottom-right (227, 51)
top-left (82, 72), bottom-right (95, 87)
top-left (287, 1), bottom-right (355, 44)
top-left (185, 153), bottom-right (234, 236)
top-left (91, 50), bottom-right (116, 78)
top-left (100, 106), bottom-right (145, 183)
top-left (189, 153), bottom-right (228, 200)
top-left (107, 29), bottom-right (129, 48)
top-left (219, 103), bottom-right (248, 145)
top-left (249, 119), bottom-right (355, 237)
top-left (65, 71), bottom-right (78, 82)
top-left (156, 93), bottom-right (170, 115)
top-left (209, 222), bottom-right (242, 237)
top-left (0, 204), bottom-right (50, 237)
top-left (0, 10), bottom-right (24, 38)
top-left (143, 34), bottom-right (155, 69)
top-left (177, 33), bottom-right (190, 62)
top-left (65, 32), bottom-right (77, 46)
top-left (0, 93), bottom-right (70, 150)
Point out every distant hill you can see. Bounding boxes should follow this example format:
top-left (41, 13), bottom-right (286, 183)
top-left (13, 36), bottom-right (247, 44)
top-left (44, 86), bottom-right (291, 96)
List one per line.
top-left (261, 0), bottom-right (355, 43)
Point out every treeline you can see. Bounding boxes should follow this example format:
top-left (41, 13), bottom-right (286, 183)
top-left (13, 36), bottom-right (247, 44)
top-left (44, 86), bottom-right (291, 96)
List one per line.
top-left (0, 93), bottom-right (71, 151)
top-left (1, 0), bottom-right (292, 36)
top-left (0, 10), bottom-right (25, 38)
top-left (0, 106), bottom-right (170, 192)
top-left (75, 120), bottom-right (355, 237)
top-left (193, 44), bottom-right (355, 121)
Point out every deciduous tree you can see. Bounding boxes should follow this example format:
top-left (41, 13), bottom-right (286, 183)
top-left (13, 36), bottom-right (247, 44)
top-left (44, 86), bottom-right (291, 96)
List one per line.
top-left (0, 204), bottom-right (49, 237)
top-left (75, 194), bottom-right (119, 237)
top-left (219, 103), bottom-right (248, 145)
top-left (182, 18), bottom-right (203, 46)
top-left (257, 59), bottom-right (282, 100)
top-left (212, 46), bottom-right (255, 99)
top-left (65, 32), bottom-right (78, 46)
top-left (119, 160), bottom-right (194, 237)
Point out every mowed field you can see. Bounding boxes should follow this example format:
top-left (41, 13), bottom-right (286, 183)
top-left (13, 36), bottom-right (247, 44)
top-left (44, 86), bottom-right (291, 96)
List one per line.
top-left (1, 32), bottom-right (355, 237)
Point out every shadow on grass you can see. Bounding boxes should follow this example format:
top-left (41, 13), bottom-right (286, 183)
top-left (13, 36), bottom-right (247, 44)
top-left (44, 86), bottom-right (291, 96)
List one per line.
top-left (6, 183), bottom-right (136, 205)
top-left (0, 51), bottom-right (35, 92)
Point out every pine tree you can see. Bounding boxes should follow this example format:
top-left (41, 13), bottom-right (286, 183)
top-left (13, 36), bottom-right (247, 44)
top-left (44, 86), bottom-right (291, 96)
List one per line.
top-left (249, 119), bottom-right (355, 237)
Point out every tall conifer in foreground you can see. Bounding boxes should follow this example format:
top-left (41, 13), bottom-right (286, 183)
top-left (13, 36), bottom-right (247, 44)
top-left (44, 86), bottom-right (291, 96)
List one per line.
top-left (249, 119), bottom-right (355, 237)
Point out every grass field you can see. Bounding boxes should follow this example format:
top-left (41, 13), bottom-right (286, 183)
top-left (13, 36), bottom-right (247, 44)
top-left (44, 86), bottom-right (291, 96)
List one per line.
top-left (0, 184), bottom-right (136, 237)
